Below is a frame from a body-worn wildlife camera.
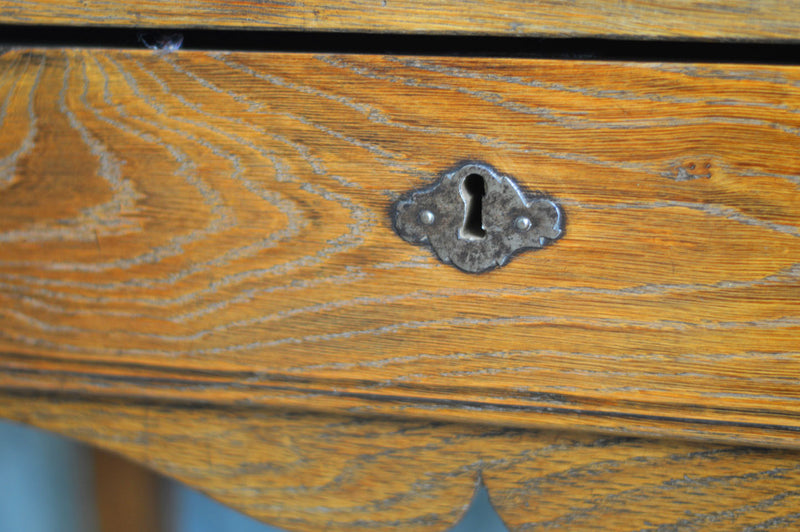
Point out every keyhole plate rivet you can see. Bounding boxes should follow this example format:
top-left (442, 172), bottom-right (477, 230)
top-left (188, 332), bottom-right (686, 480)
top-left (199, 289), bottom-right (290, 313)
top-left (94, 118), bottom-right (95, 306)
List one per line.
top-left (391, 162), bottom-right (564, 273)
top-left (515, 216), bottom-right (532, 232)
top-left (419, 210), bottom-right (436, 225)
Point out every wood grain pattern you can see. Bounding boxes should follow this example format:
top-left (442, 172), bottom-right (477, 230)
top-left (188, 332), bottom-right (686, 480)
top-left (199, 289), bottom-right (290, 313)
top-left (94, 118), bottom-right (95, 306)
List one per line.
top-left (2, 49), bottom-right (800, 447)
top-left (5, 394), bottom-right (800, 531)
top-left (3, 0), bottom-right (800, 41)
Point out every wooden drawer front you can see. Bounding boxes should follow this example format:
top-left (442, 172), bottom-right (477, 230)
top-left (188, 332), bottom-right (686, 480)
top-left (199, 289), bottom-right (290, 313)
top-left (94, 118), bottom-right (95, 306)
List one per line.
top-left (1, 49), bottom-right (800, 447)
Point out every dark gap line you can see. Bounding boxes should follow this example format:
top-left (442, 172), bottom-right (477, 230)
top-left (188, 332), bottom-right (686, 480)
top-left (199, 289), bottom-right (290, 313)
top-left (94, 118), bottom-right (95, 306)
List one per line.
top-left (2, 24), bottom-right (800, 63)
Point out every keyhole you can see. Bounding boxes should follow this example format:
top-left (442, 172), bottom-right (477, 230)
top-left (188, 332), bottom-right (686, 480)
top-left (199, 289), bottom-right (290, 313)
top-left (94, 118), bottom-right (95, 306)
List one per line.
top-left (460, 173), bottom-right (487, 240)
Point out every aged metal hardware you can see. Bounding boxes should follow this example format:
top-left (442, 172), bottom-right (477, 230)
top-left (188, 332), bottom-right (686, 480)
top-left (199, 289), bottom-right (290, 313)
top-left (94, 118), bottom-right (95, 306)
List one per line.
top-left (391, 163), bottom-right (563, 273)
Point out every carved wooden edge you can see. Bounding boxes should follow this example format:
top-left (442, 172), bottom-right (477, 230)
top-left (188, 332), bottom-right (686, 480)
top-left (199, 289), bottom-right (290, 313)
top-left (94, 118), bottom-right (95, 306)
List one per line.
top-left (3, 0), bottom-right (800, 42)
top-left (4, 394), bottom-right (800, 531)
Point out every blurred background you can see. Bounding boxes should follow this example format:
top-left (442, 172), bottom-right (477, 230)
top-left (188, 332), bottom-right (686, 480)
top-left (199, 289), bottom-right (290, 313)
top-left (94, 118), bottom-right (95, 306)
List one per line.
top-left (0, 419), bottom-right (507, 532)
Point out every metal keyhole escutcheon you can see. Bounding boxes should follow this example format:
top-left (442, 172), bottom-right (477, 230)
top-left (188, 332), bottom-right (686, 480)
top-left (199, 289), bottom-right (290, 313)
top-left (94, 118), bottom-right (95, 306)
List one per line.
top-left (391, 163), bottom-right (564, 273)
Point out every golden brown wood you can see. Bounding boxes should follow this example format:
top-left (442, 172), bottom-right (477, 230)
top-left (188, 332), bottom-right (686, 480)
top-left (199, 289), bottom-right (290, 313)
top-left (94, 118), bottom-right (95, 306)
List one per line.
top-left (2, 0), bottom-right (800, 41)
top-left (94, 448), bottom-right (165, 532)
top-left (2, 49), bottom-right (800, 447)
top-left (4, 394), bottom-right (800, 531)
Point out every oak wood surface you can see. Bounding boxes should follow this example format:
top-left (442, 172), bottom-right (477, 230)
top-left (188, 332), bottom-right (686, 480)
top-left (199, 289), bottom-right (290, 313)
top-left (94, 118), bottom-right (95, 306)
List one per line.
top-left (5, 394), bottom-right (800, 532)
top-left (3, 0), bottom-right (800, 41)
top-left (1, 49), bottom-right (800, 447)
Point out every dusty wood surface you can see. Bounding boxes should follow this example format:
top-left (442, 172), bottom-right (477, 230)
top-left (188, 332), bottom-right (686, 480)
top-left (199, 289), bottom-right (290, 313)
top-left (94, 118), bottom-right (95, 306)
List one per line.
top-left (1, 49), bottom-right (800, 447)
top-left (3, 0), bottom-right (800, 41)
top-left (5, 394), bottom-right (800, 531)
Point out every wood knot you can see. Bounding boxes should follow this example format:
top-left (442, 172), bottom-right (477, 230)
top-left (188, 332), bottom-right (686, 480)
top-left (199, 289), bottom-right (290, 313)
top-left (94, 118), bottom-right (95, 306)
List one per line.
top-left (663, 159), bottom-right (713, 181)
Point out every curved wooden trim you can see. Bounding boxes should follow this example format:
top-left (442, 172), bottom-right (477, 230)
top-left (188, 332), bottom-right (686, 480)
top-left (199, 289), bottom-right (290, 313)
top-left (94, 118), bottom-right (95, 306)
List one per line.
top-left (4, 395), bottom-right (800, 531)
